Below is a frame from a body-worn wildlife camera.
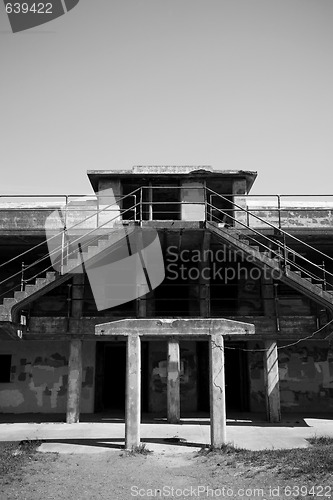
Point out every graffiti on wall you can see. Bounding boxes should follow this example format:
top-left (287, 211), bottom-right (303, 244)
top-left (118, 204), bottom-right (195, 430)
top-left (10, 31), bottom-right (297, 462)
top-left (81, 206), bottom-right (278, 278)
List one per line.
top-left (0, 352), bottom-right (94, 411)
top-left (249, 344), bottom-right (333, 411)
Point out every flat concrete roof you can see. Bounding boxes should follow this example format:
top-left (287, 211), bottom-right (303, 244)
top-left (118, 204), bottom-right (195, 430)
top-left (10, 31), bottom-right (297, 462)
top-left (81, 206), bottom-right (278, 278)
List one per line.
top-left (87, 167), bottom-right (258, 192)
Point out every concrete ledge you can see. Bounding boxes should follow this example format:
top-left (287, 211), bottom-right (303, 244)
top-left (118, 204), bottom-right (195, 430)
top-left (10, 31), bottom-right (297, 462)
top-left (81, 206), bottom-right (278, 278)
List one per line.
top-left (95, 318), bottom-right (255, 337)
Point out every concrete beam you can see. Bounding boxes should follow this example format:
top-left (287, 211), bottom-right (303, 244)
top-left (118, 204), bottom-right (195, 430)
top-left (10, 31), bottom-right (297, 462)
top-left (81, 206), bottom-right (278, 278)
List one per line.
top-left (264, 340), bottom-right (281, 423)
top-left (167, 339), bottom-right (180, 424)
top-left (125, 334), bottom-right (141, 449)
top-left (209, 333), bottom-right (226, 447)
top-left (96, 318), bottom-right (255, 337)
top-left (66, 339), bottom-right (83, 424)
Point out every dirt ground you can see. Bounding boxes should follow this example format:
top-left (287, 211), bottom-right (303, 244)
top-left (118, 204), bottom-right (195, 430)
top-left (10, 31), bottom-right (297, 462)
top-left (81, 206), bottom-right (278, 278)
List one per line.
top-left (1, 441), bottom-right (333, 500)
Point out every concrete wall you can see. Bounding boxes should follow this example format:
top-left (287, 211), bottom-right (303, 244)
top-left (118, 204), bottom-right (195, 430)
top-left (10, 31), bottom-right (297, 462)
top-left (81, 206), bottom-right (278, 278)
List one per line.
top-left (238, 201), bottom-right (333, 229)
top-left (0, 340), bottom-right (95, 414)
top-left (149, 341), bottom-right (197, 413)
top-left (249, 341), bottom-right (333, 412)
top-left (181, 181), bottom-right (205, 221)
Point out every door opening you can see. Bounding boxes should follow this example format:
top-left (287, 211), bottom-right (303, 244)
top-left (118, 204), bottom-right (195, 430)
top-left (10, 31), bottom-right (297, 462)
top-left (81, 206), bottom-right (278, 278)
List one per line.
top-left (197, 341), bottom-right (249, 413)
top-left (95, 341), bottom-right (148, 413)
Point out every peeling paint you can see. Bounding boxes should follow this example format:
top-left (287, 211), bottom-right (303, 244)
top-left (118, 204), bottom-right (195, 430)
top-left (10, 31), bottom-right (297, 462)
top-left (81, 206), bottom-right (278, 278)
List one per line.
top-left (0, 343), bottom-right (95, 413)
top-left (0, 389), bottom-right (24, 408)
top-left (249, 344), bottom-right (333, 412)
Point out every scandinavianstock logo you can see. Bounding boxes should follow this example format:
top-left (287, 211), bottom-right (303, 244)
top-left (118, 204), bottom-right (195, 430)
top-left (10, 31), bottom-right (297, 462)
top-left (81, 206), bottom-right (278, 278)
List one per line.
top-left (45, 189), bottom-right (165, 311)
top-left (4, 0), bottom-right (80, 33)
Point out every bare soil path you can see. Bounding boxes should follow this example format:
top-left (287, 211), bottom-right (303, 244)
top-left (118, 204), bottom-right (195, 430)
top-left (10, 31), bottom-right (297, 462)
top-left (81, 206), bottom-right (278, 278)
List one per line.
top-left (1, 439), bottom-right (333, 500)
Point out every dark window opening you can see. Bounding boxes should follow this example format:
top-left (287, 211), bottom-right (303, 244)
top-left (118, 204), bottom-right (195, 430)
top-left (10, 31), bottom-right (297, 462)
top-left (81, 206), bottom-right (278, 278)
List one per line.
top-left (151, 182), bottom-right (180, 220)
top-left (95, 342), bottom-right (149, 413)
top-left (0, 355), bottom-right (12, 383)
top-left (196, 341), bottom-right (249, 412)
top-left (154, 282), bottom-right (191, 316)
top-left (121, 180), bottom-right (181, 221)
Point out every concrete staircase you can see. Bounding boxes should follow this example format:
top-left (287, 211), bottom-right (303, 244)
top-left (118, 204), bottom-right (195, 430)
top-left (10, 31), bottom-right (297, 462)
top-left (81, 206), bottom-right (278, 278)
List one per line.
top-left (0, 225), bottom-right (131, 326)
top-left (206, 221), bottom-right (333, 315)
top-left (0, 271), bottom-right (58, 324)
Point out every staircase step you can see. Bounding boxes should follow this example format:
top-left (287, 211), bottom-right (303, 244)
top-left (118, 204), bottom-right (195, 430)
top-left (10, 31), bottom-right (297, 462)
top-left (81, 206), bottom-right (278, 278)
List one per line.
top-left (35, 278), bottom-right (48, 287)
top-left (24, 284), bottom-right (37, 294)
top-left (87, 246), bottom-right (99, 257)
top-left (261, 251), bottom-right (272, 258)
top-left (97, 240), bottom-right (110, 250)
top-left (14, 291), bottom-right (28, 301)
top-left (250, 246), bottom-right (260, 252)
top-left (0, 305), bottom-right (6, 317)
top-left (3, 298), bottom-right (17, 308)
top-left (240, 240), bottom-right (249, 245)
top-left (46, 272), bottom-right (56, 281)
top-left (64, 259), bottom-right (81, 273)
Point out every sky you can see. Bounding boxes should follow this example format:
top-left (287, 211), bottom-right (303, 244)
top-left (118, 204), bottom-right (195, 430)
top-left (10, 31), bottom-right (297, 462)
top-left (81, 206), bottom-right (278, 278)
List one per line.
top-left (1, 0), bottom-right (333, 196)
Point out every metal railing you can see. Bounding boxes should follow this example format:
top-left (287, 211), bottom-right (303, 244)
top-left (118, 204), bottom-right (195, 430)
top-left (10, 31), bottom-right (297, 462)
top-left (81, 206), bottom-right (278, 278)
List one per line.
top-left (205, 188), bottom-right (333, 298)
top-left (1, 186), bottom-right (333, 315)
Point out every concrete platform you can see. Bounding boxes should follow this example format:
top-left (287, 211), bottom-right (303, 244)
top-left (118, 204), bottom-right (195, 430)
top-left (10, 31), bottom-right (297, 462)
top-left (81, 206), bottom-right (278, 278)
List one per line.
top-left (1, 413), bottom-right (333, 454)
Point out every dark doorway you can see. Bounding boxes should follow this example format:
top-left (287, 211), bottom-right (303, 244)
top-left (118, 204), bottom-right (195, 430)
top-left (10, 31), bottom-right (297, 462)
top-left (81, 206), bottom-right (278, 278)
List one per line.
top-left (197, 341), bottom-right (249, 413)
top-left (103, 343), bottom-right (126, 410)
top-left (95, 341), bottom-right (149, 413)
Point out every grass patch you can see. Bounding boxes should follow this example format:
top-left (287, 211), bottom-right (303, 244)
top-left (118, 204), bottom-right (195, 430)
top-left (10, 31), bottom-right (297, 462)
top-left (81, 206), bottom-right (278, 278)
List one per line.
top-left (0, 440), bottom-right (43, 485)
top-left (123, 443), bottom-right (153, 456)
top-left (198, 436), bottom-right (333, 480)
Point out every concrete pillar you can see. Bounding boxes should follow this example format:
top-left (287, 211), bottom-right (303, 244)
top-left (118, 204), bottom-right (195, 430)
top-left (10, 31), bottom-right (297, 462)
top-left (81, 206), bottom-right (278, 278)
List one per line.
top-left (167, 339), bottom-right (180, 423)
top-left (96, 180), bottom-right (122, 228)
top-left (181, 180), bottom-right (205, 221)
top-left (232, 179), bottom-right (248, 228)
top-left (136, 230), bottom-right (148, 318)
top-left (70, 274), bottom-right (85, 334)
top-left (125, 334), bottom-right (141, 449)
top-left (209, 334), bottom-right (227, 447)
top-left (200, 231), bottom-right (211, 318)
top-left (66, 339), bottom-right (83, 424)
top-left (264, 340), bottom-right (281, 423)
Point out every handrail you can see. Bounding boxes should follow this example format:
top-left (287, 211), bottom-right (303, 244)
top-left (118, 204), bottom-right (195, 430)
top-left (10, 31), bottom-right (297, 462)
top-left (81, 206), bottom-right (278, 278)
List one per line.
top-left (0, 187), bottom-right (142, 272)
top-left (0, 200), bottom-right (140, 292)
top-left (206, 187), bottom-right (333, 266)
top-left (1, 184), bottom-right (333, 314)
top-left (206, 202), bottom-right (333, 290)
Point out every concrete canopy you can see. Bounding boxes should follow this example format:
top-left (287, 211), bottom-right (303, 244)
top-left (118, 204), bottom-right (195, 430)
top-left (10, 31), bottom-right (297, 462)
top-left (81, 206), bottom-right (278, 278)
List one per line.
top-left (95, 318), bottom-right (255, 337)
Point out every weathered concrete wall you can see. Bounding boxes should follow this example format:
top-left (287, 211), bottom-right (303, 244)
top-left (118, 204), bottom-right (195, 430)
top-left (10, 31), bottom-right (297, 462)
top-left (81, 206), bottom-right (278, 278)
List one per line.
top-left (149, 341), bottom-right (197, 413)
top-left (0, 199), bottom-right (98, 232)
top-left (181, 181), bottom-right (205, 221)
top-left (26, 315), bottom-right (318, 341)
top-left (0, 341), bottom-right (95, 413)
top-left (249, 341), bottom-right (333, 412)
top-left (237, 200), bottom-right (333, 229)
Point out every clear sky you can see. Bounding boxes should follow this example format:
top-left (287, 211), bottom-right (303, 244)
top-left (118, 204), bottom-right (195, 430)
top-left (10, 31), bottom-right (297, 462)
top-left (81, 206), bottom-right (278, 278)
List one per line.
top-left (1, 0), bottom-right (333, 195)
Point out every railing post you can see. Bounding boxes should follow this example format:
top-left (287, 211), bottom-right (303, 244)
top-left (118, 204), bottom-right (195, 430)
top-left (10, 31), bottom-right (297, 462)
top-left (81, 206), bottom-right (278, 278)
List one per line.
top-left (61, 228), bottom-right (65, 275)
top-left (204, 185), bottom-right (207, 222)
top-left (274, 284), bottom-right (280, 333)
top-left (277, 195), bottom-right (281, 230)
top-left (20, 262), bottom-right (25, 292)
top-left (148, 183), bottom-right (153, 221)
top-left (133, 194), bottom-right (137, 221)
top-left (283, 233), bottom-right (287, 269)
top-left (322, 261), bottom-right (327, 291)
top-left (140, 187), bottom-right (143, 226)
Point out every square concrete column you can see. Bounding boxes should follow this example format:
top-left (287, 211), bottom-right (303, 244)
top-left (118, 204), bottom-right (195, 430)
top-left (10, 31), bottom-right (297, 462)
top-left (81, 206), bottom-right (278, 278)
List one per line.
top-left (167, 339), bottom-right (180, 423)
top-left (264, 340), bottom-right (281, 423)
top-left (66, 339), bottom-right (83, 424)
top-left (125, 334), bottom-right (141, 449)
top-left (209, 334), bottom-right (227, 447)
